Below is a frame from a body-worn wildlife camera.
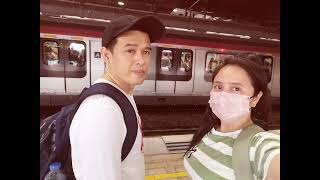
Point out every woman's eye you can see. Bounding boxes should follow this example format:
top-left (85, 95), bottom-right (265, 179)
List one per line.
top-left (213, 85), bottom-right (221, 90)
top-left (232, 87), bottom-right (240, 91)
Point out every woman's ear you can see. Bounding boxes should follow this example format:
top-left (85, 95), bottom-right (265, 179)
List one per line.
top-left (250, 91), bottom-right (263, 108)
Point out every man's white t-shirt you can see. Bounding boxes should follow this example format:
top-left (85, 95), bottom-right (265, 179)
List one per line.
top-left (69, 78), bottom-right (144, 180)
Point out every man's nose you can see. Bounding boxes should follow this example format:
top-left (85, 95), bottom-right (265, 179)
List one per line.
top-left (134, 51), bottom-right (145, 65)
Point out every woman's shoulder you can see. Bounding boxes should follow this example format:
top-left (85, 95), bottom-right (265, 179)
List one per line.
top-left (249, 130), bottom-right (280, 180)
top-left (249, 130), bottom-right (280, 150)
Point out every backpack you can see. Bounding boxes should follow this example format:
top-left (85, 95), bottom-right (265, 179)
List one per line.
top-left (40, 83), bottom-right (138, 180)
top-left (232, 124), bottom-right (264, 180)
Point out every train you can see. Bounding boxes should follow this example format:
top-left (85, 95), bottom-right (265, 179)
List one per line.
top-left (40, 21), bottom-right (280, 107)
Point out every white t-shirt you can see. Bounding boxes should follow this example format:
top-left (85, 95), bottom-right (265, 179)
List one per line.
top-left (70, 78), bottom-right (144, 180)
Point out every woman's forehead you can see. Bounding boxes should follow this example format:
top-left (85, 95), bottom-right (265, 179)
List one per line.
top-left (214, 65), bottom-right (252, 85)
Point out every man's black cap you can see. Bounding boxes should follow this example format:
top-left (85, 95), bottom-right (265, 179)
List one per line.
top-left (102, 15), bottom-right (165, 47)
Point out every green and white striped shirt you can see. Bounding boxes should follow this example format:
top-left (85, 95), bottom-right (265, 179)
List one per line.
top-left (184, 127), bottom-right (280, 180)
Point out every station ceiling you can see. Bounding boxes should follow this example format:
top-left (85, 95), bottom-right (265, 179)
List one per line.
top-left (40, 0), bottom-right (280, 46)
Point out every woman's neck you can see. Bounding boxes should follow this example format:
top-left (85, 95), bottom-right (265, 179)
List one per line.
top-left (218, 115), bottom-right (253, 132)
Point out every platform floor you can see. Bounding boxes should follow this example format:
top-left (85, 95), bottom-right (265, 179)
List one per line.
top-left (144, 134), bottom-right (192, 180)
top-left (145, 153), bottom-right (190, 180)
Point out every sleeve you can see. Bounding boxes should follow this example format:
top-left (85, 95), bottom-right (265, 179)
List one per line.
top-left (249, 131), bottom-right (280, 180)
top-left (69, 95), bottom-right (126, 180)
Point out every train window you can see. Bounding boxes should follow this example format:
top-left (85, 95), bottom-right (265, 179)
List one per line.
top-left (156, 47), bottom-right (193, 81)
top-left (68, 42), bottom-right (86, 67)
top-left (161, 50), bottom-right (173, 71)
top-left (43, 41), bottom-right (60, 65)
top-left (248, 55), bottom-right (274, 82)
top-left (205, 53), bottom-right (233, 73)
top-left (262, 56), bottom-right (273, 82)
top-left (204, 52), bottom-right (234, 82)
top-left (40, 38), bottom-right (87, 78)
top-left (180, 52), bottom-right (192, 72)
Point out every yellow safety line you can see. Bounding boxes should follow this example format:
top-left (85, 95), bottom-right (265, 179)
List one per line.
top-left (145, 171), bottom-right (188, 180)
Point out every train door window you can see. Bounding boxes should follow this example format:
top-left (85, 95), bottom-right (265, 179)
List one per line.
top-left (68, 42), bottom-right (86, 67)
top-left (43, 41), bottom-right (60, 66)
top-left (40, 39), bottom-right (64, 77)
top-left (263, 57), bottom-right (273, 82)
top-left (161, 50), bottom-right (173, 71)
top-left (156, 47), bottom-right (193, 81)
top-left (180, 52), bottom-right (192, 72)
top-left (204, 52), bottom-right (234, 82)
top-left (65, 41), bottom-right (87, 78)
top-left (176, 49), bottom-right (193, 81)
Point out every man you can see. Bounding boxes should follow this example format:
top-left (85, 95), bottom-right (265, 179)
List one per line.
top-left (69, 15), bottom-right (165, 180)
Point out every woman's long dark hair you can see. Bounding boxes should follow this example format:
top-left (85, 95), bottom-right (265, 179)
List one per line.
top-left (184, 55), bottom-right (272, 156)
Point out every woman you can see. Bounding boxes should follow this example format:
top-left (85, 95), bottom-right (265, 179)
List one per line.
top-left (184, 56), bottom-right (280, 180)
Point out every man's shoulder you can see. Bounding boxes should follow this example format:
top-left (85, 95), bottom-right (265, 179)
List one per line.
top-left (84, 93), bottom-right (120, 107)
top-left (71, 94), bottom-right (124, 129)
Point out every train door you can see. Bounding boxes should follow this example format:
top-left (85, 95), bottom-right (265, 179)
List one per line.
top-left (193, 49), bottom-right (211, 95)
top-left (90, 40), bottom-right (105, 85)
top-left (270, 55), bottom-right (280, 98)
top-left (65, 40), bottom-right (90, 94)
top-left (40, 37), bottom-right (90, 95)
top-left (175, 50), bottom-right (194, 95)
top-left (155, 46), bottom-right (194, 95)
top-left (40, 38), bottom-right (65, 94)
top-left (155, 48), bottom-right (175, 94)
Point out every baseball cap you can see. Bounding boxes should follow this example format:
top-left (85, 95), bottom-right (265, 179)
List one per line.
top-left (102, 15), bottom-right (165, 47)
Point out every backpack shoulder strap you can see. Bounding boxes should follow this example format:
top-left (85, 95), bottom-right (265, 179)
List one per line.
top-left (77, 83), bottom-right (138, 161)
top-left (232, 124), bottom-right (264, 180)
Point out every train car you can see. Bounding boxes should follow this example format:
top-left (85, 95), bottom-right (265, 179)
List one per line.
top-left (40, 22), bottom-right (280, 107)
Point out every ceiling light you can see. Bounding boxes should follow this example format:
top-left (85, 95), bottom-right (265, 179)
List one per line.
top-left (118, 1), bottom-right (124, 6)
top-left (223, 19), bottom-right (232, 22)
top-left (206, 31), bottom-right (251, 39)
top-left (260, 37), bottom-right (280, 42)
top-left (165, 26), bottom-right (195, 32)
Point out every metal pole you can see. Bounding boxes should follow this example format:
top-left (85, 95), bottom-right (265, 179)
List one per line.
top-left (188, 0), bottom-right (201, 10)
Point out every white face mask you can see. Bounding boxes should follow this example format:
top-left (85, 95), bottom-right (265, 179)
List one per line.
top-left (208, 91), bottom-right (251, 122)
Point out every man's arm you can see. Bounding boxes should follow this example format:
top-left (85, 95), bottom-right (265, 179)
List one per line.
top-left (70, 95), bottom-right (126, 180)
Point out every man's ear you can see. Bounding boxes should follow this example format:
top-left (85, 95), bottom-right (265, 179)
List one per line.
top-left (101, 47), bottom-right (111, 63)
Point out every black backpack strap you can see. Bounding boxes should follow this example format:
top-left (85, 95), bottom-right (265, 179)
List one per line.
top-left (76, 83), bottom-right (138, 161)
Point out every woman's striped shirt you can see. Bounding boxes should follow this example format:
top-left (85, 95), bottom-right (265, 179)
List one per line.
top-left (184, 127), bottom-right (280, 180)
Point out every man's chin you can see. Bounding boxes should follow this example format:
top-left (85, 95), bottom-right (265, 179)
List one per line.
top-left (129, 77), bottom-right (145, 86)
top-left (135, 79), bottom-right (145, 85)
top-left (132, 75), bottom-right (147, 85)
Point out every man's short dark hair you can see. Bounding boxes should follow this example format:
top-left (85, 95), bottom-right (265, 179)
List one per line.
top-left (105, 38), bottom-right (117, 53)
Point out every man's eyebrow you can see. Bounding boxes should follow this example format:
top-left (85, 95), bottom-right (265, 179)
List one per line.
top-left (123, 44), bottom-right (138, 48)
top-left (124, 44), bottom-right (152, 51)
